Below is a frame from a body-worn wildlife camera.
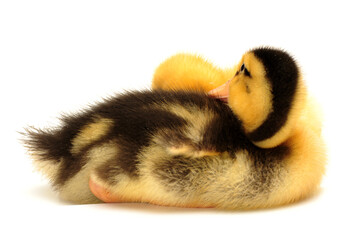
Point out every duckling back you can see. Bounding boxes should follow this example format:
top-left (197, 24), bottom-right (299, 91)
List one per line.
top-left (24, 90), bottom-right (231, 203)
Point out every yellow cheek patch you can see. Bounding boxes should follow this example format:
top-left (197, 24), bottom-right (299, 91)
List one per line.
top-left (71, 117), bottom-right (113, 154)
top-left (229, 53), bottom-right (273, 133)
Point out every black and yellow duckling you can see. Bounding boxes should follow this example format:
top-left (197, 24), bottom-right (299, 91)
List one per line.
top-left (24, 47), bottom-right (326, 209)
top-left (152, 48), bottom-right (323, 148)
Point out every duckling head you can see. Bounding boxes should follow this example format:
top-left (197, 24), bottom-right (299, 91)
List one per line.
top-left (209, 47), bottom-right (306, 148)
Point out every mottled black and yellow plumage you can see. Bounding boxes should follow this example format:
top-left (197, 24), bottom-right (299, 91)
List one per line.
top-left (24, 47), bottom-right (326, 209)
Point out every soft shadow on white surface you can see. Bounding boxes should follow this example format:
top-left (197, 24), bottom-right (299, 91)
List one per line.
top-left (28, 185), bottom-right (67, 205)
top-left (27, 182), bottom-right (325, 214)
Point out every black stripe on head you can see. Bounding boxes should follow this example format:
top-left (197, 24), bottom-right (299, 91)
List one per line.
top-left (248, 48), bottom-right (299, 142)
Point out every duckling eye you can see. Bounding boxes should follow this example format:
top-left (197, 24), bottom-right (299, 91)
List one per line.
top-left (235, 63), bottom-right (251, 77)
top-left (240, 64), bottom-right (251, 77)
top-left (235, 63), bottom-right (245, 76)
top-left (240, 64), bottom-right (245, 72)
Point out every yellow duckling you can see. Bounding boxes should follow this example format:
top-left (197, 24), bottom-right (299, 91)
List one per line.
top-left (153, 49), bottom-right (322, 148)
top-left (24, 47), bottom-right (326, 209)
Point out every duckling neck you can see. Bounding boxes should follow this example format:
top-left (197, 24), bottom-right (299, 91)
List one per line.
top-left (248, 81), bottom-right (307, 148)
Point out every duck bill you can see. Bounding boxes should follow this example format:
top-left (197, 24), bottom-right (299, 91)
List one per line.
top-left (208, 79), bottom-right (231, 103)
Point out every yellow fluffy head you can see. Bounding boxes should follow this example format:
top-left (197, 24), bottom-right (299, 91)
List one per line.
top-left (228, 47), bottom-right (306, 148)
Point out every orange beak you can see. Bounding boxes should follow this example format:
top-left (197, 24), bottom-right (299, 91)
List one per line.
top-left (208, 79), bottom-right (231, 103)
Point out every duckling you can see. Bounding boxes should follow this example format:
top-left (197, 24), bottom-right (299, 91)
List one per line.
top-left (23, 47), bottom-right (326, 209)
top-left (153, 49), bottom-right (317, 148)
top-left (152, 53), bottom-right (237, 92)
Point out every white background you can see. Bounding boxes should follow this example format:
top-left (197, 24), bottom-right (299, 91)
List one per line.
top-left (1, 0), bottom-right (360, 239)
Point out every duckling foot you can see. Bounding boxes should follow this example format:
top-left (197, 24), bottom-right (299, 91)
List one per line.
top-left (89, 177), bottom-right (121, 203)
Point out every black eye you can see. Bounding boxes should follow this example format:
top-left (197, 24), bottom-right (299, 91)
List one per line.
top-left (240, 64), bottom-right (245, 72)
top-left (244, 67), bottom-right (251, 77)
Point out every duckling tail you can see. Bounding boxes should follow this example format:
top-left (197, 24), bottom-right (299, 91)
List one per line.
top-left (21, 126), bottom-right (72, 187)
top-left (22, 111), bottom-right (116, 203)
